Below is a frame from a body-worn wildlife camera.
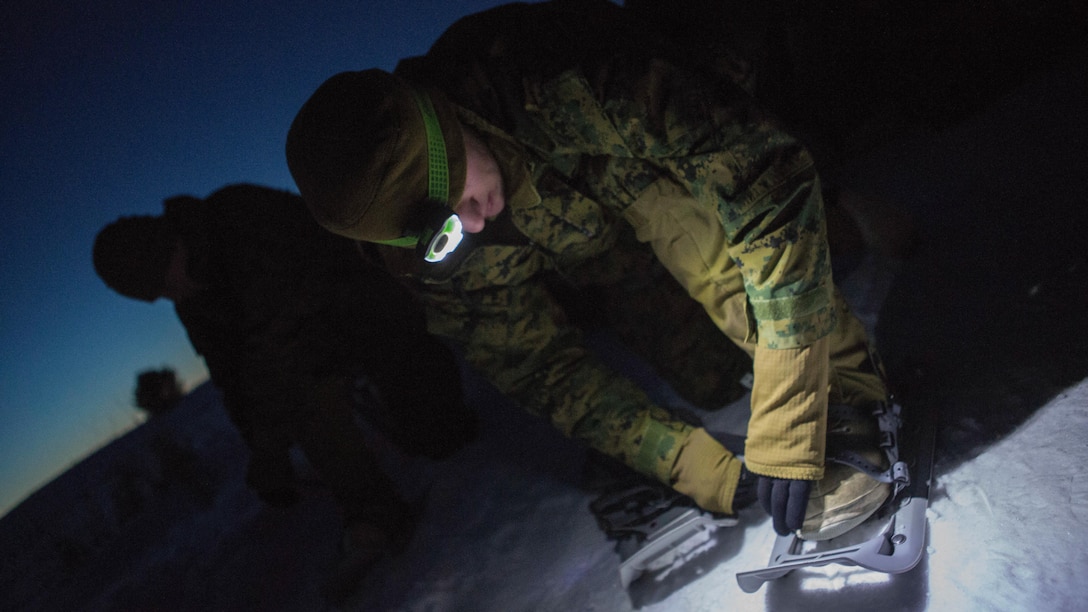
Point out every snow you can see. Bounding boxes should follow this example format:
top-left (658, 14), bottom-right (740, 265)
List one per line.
top-left (927, 384), bottom-right (1088, 612)
top-left (2, 62), bottom-right (1086, 612)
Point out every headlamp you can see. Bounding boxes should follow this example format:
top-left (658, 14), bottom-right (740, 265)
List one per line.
top-left (423, 214), bottom-right (463, 263)
top-left (373, 88), bottom-right (466, 265)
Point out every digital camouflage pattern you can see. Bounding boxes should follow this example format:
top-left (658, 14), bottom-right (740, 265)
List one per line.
top-left (386, 0), bottom-right (886, 487)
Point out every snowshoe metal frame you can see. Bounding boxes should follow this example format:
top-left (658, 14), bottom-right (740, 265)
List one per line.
top-left (591, 481), bottom-right (739, 587)
top-left (617, 506), bottom-right (737, 587)
top-left (736, 401), bottom-right (936, 592)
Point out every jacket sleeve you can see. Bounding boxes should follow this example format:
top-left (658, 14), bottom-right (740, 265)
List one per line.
top-left (187, 187), bottom-right (331, 456)
top-left (233, 283), bottom-right (314, 448)
top-left (415, 253), bottom-right (694, 484)
top-left (175, 304), bottom-right (248, 432)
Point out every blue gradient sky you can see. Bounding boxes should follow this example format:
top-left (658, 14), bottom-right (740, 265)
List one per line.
top-left (0, 0), bottom-right (535, 517)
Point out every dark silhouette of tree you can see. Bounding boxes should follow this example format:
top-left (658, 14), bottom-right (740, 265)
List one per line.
top-left (134, 367), bottom-right (183, 416)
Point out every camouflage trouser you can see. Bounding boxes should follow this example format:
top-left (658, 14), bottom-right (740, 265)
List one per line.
top-left (558, 226), bottom-right (753, 410)
top-left (622, 178), bottom-right (887, 410)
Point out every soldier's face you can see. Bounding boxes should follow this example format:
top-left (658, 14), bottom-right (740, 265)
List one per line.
top-left (455, 128), bottom-right (505, 233)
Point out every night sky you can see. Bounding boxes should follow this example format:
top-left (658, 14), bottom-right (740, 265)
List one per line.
top-left (0, 0), bottom-right (532, 516)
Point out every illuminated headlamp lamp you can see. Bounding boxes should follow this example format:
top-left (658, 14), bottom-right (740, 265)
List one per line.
top-left (374, 88), bottom-right (465, 264)
top-left (417, 201), bottom-right (464, 263)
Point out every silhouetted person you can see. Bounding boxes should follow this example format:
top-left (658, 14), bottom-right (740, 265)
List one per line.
top-left (94, 184), bottom-right (476, 599)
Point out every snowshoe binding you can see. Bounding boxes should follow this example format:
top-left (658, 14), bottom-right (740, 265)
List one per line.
top-left (736, 399), bottom-right (936, 592)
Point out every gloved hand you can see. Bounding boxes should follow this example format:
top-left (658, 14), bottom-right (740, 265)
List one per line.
top-left (669, 427), bottom-right (748, 515)
top-left (757, 477), bottom-right (813, 536)
top-left (245, 448), bottom-right (300, 508)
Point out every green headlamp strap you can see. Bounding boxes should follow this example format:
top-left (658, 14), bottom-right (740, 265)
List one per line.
top-left (374, 236), bottom-right (419, 248)
top-left (373, 88), bottom-right (464, 263)
top-left (414, 89), bottom-right (449, 204)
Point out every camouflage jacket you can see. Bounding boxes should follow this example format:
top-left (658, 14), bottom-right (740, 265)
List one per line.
top-left (387, 0), bottom-right (837, 481)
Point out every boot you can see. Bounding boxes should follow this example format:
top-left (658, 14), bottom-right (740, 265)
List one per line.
top-left (800, 403), bottom-right (893, 540)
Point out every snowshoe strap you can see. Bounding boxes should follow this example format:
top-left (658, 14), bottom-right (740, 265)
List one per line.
top-left (825, 401), bottom-right (911, 496)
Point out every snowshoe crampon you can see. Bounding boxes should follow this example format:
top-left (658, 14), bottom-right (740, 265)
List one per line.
top-left (736, 401), bottom-right (936, 592)
top-left (591, 481), bottom-right (738, 587)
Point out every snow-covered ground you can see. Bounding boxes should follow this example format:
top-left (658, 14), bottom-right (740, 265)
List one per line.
top-left (2, 60), bottom-right (1085, 612)
top-left (358, 375), bottom-right (1087, 612)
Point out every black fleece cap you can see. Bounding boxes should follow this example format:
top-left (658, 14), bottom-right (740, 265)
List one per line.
top-left (92, 215), bottom-right (174, 302)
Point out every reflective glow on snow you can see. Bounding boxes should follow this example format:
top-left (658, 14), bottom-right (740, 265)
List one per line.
top-left (798, 565), bottom-right (893, 591)
top-left (649, 531), bottom-right (717, 582)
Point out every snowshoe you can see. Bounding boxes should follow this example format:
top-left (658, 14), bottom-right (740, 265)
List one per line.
top-left (736, 400), bottom-right (935, 592)
top-left (590, 478), bottom-right (742, 588)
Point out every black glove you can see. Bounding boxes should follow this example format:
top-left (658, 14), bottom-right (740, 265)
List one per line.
top-left (245, 448), bottom-right (300, 508)
top-left (757, 477), bottom-right (813, 536)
